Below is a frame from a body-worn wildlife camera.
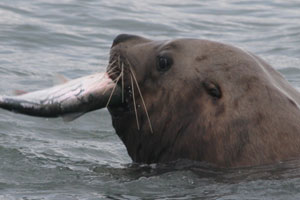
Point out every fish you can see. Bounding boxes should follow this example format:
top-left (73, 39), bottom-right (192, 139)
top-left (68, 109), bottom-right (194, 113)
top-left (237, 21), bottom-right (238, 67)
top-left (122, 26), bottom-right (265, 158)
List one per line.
top-left (0, 72), bottom-right (121, 121)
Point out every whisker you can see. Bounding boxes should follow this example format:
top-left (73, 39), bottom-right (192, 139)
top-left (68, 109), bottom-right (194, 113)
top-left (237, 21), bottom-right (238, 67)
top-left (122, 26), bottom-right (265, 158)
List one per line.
top-left (121, 62), bottom-right (124, 103)
top-left (106, 61), bottom-right (117, 75)
top-left (108, 72), bottom-right (122, 80)
top-left (102, 70), bottom-right (120, 95)
top-left (97, 62), bottom-right (117, 83)
top-left (107, 65), bottom-right (118, 75)
top-left (131, 75), bottom-right (140, 131)
top-left (102, 82), bottom-right (111, 95)
top-left (105, 73), bottom-right (122, 107)
top-left (129, 64), bottom-right (153, 134)
top-left (103, 60), bottom-right (120, 95)
top-left (107, 71), bottom-right (119, 77)
top-left (108, 60), bottom-right (117, 68)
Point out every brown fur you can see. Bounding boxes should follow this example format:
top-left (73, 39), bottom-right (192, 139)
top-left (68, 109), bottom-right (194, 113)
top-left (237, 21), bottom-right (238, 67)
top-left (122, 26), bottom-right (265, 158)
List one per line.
top-left (107, 34), bottom-right (300, 168)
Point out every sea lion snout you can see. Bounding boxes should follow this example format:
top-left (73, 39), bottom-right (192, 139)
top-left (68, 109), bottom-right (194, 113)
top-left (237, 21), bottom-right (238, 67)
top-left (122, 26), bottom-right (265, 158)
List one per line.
top-left (112, 34), bottom-right (140, 47)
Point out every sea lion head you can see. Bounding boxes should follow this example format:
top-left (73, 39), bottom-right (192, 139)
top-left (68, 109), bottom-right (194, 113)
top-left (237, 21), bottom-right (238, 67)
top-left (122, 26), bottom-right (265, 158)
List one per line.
top-left (106, 34), bottom-right (266, 165)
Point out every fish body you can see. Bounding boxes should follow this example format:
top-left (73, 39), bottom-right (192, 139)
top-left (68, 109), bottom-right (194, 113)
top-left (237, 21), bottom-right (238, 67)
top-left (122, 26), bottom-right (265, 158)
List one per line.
top-left (0, 72), bottom-right (121, 121)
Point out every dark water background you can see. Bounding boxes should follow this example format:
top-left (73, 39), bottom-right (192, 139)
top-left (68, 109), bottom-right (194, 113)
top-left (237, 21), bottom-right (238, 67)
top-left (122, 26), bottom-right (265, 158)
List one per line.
top-left (1, 0), bottom-right (300, 199)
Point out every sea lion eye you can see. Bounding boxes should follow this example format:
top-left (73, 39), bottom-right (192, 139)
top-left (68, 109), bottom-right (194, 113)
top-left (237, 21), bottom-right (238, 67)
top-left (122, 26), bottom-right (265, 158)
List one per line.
top-left (203, 80), bottom-right (222, 99)
top-left (157, 56), bottom-right (172, 72)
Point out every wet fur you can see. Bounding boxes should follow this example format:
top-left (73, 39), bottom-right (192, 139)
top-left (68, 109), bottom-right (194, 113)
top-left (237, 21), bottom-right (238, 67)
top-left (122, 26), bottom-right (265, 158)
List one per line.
top-left (108, 35), bottom-right (300, 168)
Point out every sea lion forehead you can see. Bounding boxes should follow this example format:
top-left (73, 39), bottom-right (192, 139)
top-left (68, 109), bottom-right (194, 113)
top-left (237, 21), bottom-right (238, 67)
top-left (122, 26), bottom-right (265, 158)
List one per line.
top-left (157, 39), bottom-right (216, 58)
top-left (157, 38), bottom-right (200, 50)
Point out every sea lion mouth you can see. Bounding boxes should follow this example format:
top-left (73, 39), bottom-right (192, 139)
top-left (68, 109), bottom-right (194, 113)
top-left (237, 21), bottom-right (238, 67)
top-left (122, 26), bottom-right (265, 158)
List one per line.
top-left (106, 52), bottom-right (134, 113)
top-left (107, 51), bottom-right (153, 133)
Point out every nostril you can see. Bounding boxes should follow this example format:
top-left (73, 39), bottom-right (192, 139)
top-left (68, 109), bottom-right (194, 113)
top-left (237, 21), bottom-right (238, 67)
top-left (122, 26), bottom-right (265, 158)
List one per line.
top-left (112, 34), bottom-right (139, 47)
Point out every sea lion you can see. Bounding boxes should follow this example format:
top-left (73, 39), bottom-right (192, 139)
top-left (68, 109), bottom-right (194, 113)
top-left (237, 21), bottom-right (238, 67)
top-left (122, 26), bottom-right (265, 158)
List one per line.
top-left (1, 34), bottom-right (300, 168)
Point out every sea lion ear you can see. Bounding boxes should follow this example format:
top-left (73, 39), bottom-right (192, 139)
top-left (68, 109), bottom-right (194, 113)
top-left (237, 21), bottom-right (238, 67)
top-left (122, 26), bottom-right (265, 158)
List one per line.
top-left (202, 80), bottom-right (222, 99)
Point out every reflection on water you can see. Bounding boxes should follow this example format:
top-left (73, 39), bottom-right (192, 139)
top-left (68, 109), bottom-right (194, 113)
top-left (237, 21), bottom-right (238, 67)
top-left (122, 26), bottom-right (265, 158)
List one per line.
top-left (1, 0), bottom-right (300, 199)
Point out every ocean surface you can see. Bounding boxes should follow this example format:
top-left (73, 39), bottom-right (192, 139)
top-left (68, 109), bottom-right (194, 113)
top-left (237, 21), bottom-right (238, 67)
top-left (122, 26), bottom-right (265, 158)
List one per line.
top-left (1, 0), bottom-right (300, 199)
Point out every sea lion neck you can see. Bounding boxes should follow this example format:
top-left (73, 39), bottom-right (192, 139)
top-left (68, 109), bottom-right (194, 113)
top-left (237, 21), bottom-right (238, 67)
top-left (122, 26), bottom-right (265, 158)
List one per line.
top-left (108, 77), bottom-right (208, 164)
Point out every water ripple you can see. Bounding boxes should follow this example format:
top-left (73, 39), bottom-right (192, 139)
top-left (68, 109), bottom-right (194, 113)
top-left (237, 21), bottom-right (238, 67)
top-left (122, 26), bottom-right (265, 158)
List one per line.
top-left (1, 0), bottom-right (300, 199)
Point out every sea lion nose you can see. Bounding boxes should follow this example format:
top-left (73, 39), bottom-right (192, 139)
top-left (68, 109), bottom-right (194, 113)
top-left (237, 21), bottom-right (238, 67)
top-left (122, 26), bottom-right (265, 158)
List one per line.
top-left (112, 34), bottom-right (139, 47)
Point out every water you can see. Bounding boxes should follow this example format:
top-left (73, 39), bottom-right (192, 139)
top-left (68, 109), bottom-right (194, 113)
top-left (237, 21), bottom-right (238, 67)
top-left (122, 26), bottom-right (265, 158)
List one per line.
top-left (1, 0), bottom-right (300, 199)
